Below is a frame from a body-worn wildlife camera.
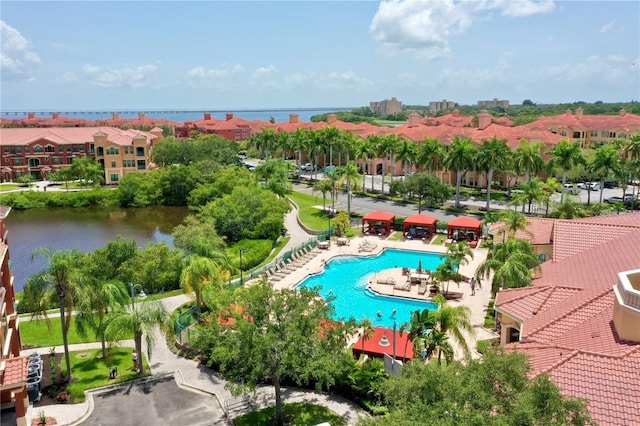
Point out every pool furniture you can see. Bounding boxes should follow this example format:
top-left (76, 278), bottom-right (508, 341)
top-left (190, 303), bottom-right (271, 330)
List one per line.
top-left (318, 241), bottom-right (330, 249)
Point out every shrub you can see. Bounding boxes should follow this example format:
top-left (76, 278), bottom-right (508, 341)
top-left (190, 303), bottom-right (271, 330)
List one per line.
top-left (229, 240), bottom-right (273, 270)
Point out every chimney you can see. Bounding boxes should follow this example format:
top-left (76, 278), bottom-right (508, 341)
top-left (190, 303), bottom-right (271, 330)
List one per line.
top-left (575, 108), bottom-right (583, 119)
top-left (112, 113), bottom-right (120, 120)
top-left (620, 108), bottom-right (626, 117)
top-left (408, 113), bottom-right (420, 128)
top-left (52, 113), bottom-right (59, 119)
top-left (28, 112), bottom-right (35, 119)
top-left (138, 113), bottom-right (145, 120)
top-left (204, 113), bottom-right (211, 121)
top-left (226, 113), bottom-right (233, 121)
top-left (565, 109), bottom-right (572, 116)
top-left (478, 110), bottom-right (492, 130)
top-left (452, 110), bottom-right (460, 117)
top-left (289, 113), bottom-right (299, 124)
top-left (327, 114), bottom-right (337, 124)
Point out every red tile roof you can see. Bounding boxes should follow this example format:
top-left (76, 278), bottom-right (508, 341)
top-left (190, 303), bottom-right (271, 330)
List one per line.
top-left (353, 326), bottom-right (414, 360)
top-left (0, 127), bottom-right (157, 146)
top-left (0, 356), bottom-right (27, 387)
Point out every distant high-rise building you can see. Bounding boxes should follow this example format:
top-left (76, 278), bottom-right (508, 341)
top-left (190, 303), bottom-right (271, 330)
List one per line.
top-left (370, 97), bottom-right (402, 117)
top-left (429, 99), bottom-right (456, 113)
top-left (477, 98), bottom-right (510, 109)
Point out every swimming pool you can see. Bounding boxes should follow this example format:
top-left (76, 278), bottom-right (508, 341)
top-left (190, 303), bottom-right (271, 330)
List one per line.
top-left (298, 249), bottom-right (442, 328)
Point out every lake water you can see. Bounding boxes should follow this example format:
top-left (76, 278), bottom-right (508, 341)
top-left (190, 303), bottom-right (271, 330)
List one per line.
top-left (5, 206), bottom-right (189, 292)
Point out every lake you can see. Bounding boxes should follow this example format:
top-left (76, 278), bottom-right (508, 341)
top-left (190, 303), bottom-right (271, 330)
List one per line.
top-left (5, 206), bottom-right (189, 292)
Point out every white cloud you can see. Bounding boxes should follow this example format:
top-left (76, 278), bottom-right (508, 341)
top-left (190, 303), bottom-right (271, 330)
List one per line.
top-left (0, 20), bottom-right (41, 80)
top-left (600, 20), bottom-right (615, 33)
top-left (62, 72), bottom-right (77, 82)
top-left (370, 0), bottom-right (556, 59)
top-left (82, 64), bottom-right (158, 88)
top-left (252, 64), bottom-right (277, 79)
top-left (186, 64), bottom-right (244, 79)
top-left (534, 54), bottom-right (635, 85)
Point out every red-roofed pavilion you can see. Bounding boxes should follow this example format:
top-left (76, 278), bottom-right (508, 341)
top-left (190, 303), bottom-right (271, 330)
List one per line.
top-left (353, 326), bottom-right (414, 362)
top-left (447, 216), bottom-right (482, 241)
top-left (362, 210), bottom-right (396, 235)
top-left (402, 214), bottom-right (437, 239)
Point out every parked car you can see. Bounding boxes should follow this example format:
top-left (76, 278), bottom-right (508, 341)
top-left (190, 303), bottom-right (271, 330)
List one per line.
top-left (503, 189), bottom-right (524, 199)
top-left (606, 194), bottom-right (639, 206)
top-left (603, 180), bottom-right (616, 189)
top-left (578, 182), bottom-right (600, 191)
top-left (300, 163), bottom-right (316, 172)
top-left (563, 184), bottom-right (581, 194)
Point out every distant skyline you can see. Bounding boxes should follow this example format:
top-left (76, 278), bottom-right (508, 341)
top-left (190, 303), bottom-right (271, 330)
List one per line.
top-left (1, 1), bottom-right (638, 111)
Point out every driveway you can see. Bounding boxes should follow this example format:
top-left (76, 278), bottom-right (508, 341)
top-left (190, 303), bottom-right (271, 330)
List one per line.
top-left (78, 374), bottom-right (228, 426)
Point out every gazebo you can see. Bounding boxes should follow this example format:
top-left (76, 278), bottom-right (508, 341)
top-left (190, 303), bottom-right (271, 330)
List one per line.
top-left (447, 216), bottom-right (482, 243)
top-left (353, 326), bottom-right (414, 362)
top-left (402, 214), bottom-right (437, 240)
top-left (362, 210), bottom-right (396, 235)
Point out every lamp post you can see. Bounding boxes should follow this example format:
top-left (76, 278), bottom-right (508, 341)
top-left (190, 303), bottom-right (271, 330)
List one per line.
top-left (129, 282), bottom-right (146, 310)
top-left (239, 249), bottom-right (247, 286)
top-left (391, 309), bottom-right (397, 369)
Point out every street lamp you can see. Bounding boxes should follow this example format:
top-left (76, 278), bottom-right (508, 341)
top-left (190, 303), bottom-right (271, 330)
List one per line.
top-left (391, 309), bottom-right (397, 370)
top-left (129, 282), bottom-right (146, 310)
top-left (239, 249), bottom-right (247, 286)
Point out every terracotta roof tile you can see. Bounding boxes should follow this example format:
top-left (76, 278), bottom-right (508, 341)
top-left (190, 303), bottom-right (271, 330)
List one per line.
top-left (552, 221), bottom-right (636, 262)
top-left (0, 356), bottom-right (27, 386)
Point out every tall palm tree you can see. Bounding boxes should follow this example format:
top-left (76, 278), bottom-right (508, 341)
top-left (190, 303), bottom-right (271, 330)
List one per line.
top-left (355, 137), bottom-right (374, 191)
top-left (396, 138), bottom-right (417, 179)
top-left (383, 134), bottom-right (401, 185)
top-left (513, 138), bottom-right (545, 183)
top-left (319, 126), bottom-right (342, 166)
top-left (23, 248), bottom-right (83, 381)
top-left (360, 319), bottom-right (375, 353)
top-left (548, 140), bottom-right (585, 203)
top-left (312, 178), bottom-right (333, 213)
top-left (513, 177), bottom-right (546, 214)
top-left (417, 137), bottom-right (445, 176)
top-left (431, 294), bottom-right (474, 361)
top-left (399, 308), bottom-right (436, 360)
top-left (337, 161), bottom-right (361, 218)
top-left (476, 136), bottom-right (511, 212)
top-left (290, 128), bottom-right (310, 179)
top-left (475, 238), bottom-right (540, 297)
top-left (444, 136), bottom-right (478, 208)
top-left (424, 329), bottom-right (453, 366)
top-left (326, 168), bottom-right (341, 212)
top-left (499, 210), bottom-right (531, 240)
top-left (84, 160), bottom-right (105, 187)
top-left (589, 144), bottom-right (621, 203)
top-left (180, 255), bottom-right (222, 315)
top-left (104, 300), bottom-right (169, 375)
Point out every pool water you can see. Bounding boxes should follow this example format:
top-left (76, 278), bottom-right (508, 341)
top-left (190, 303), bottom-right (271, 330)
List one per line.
top-left (298, 249), bottom-right (442, 328)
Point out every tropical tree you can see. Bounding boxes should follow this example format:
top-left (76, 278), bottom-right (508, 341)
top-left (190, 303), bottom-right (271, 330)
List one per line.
top-left (180, 256), bottom-right (223, 315)
top-left (417, 137), bottom-right (445, 176)
top-left (70, 155), bottom-right (93, 185)
top-left (476, 136), bottom-right (511, 212)
top-left (513, 177), bottom-right (546, 214)
top-left (51, 167), bottom-right (75, 192)
top-left (355, 137), bottom-right (373, 191)
top-left (548, 140), bottom-right (585, 202)
top-left (475, 238), bottom-right (541, 297)
top-left (337, 161), bottom-right (361, 218)
top-left (312, 178), bottom-right (334, 213)
top-left (589, 143), bottom-right (621, 203)
top-left (404, 173), bottom-right (452, 212)
top-left (399, 308), bottom-right (436, 360)
top-left (360, 319), bottom-right (375, 353)
top-left (22, 248), bottom-right (84, 381)
top-left (84, 160), bottom-right (105, 187)
top-left (103, 300), bottom-right (169, 375)
top-left (513, 138), bottom-right (545, 183)
top-left (497, 210), bottom-right (531, 241)
top-left (395, 138), bottom-right (417, 179)
top-left (326, 168), bottom-right (341, 212)
top-left (444, 136), bottom-right (478, 208)
top-left (430, 294), bottom-right (474, 362)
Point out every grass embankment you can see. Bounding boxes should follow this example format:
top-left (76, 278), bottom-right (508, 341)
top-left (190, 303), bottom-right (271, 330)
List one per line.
top-left (0, 183), bottom-right (22, 192)
top-left (234, 402), bottom-right (346, 426)
top-left (63, 348), bottom-right (150, 402)
top-left (289, 191), bottom-right (336, 232)
top-left (21, 316), bottom-right (134, 347)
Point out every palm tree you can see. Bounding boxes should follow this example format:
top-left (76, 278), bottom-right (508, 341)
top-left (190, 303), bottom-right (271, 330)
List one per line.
top-left (312, 178), bottom-right (333, 213)
top-left (180, 255), bottom-right (222, 315)
top-left (104, 300), bottom-right (169, 375)
top-left (70, 155), bottom-right (93, 185)
top-left (475, 238), bottom-right (540, 297)
top-left (418, 137), bottom-right (445, 176)
top-left (476, 136), bottom-right (511, 212)
top-left (513, 138), bottom-right (545, 183)
top-left (444, 136), bottom-right (478, 208)
top-left (84, 160), bottom-right (105, 187)
top-left (337, 161), bottom-right (361, 218)
top-left (354, 137), bottom-right (373, 191)
top-left (431, 294), bottom-right (474, 361)
top-left (396, 138), bottom-right (417, 179)
top-left (54, 166), bottom-right (75, 192)
top-left (290, 128), bottom-right (310, 179)
top-left (360, 319), bottom-right (375, 353)
top-left (589, 144), bottom-right (621, 203)
top-left (399, 308), bottom-right (436, 360)
top-left (326, 168), bottom-right (341, 212)
top-left (499, 210), bottom-right (531, 240)
top-left (515, 177), bottom-right (546, 214)
top-left (548, 140), bottom-right (585, 202)
top-left (23, 248), bottom-right (83, 381)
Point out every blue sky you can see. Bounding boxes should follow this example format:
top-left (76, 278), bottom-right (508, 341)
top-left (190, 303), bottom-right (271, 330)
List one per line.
top-left (1, 1), bottom-right (638, 111)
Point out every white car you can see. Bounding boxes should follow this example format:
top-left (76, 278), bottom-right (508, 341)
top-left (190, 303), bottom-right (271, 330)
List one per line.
top-left (563, 184), bottom-right (581, 194)
top-left (300, 163), bottom-right (315, 172)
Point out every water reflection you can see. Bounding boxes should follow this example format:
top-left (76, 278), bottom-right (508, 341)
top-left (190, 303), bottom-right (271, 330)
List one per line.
top-left (5, 206), bottom-right (189, 292)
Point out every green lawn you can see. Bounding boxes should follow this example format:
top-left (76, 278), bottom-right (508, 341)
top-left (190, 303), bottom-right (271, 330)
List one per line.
top-left (63, 348), bottom-right (150, 402)
top-left (20, 315), bottom-right (133, 348)
top-left (234, 402), bottom-right (346, 426)
top-left (289, 191), bottom-right (334, 231)
top-left (0, 183), bottom-right (22, 192)
top-left (432, 235), bottom-right (446, 245)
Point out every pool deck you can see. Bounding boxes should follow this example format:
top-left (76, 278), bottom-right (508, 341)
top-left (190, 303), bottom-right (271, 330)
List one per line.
top-left (257, 233), bottom-right (497, 360)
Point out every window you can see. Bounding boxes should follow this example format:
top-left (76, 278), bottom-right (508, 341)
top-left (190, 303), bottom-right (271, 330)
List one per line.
top-left (111, 161), bottom-right (116, 168)
top-left (110, 174), bottom-right (119, 182)
top-left (590, 130), bottom-right (598, 137)
top-left (53, 157), bottom-right (62, 165)
top-left (609, 132), bottom-right (616, 138)
top-left (25, 146), bottom-right (30, 153)
top-left (619, 133), bottom-right (626, 139)
top-left (136, 147), bottom-right (145, 157)
top-left (106, 147), bottom-right (120, 155)
top-left (559, 130), bottom-right (567, 136)
top-left (123, 159), bottom-right (135, 168)
top-left (2, 146), bottom-right (8, 154)
top-left (137, 160), bottom-right (146, 170)
top-left (66, 145), bottom-right (72, 152)
top-left (45, 145), bottom-right (55, 153)
top-left (14, 158), bottom-right (23, 166)
top-left (34, 145), bottom-right (43, 152)
top-left (124, 146), bottom-right (133, 154)
top-left (601, 131), bottom-right (607, 137)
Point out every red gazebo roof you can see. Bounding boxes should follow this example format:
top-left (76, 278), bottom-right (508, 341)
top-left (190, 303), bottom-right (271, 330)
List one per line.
top-left (447, 216), bottom-right (482, 230)
top-left (353, 326), bottom-right (414, 361)
top-left (404, 214), bottom-right (437, 227)
top-left (362, 210), bottom-right (396, 222)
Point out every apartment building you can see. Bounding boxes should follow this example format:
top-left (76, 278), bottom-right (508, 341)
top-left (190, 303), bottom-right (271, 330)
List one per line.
top-left (369, 97), bottom-right (402, 118)
top-left (0, 206), bottom-right (28, 426)
top-left (429, 99), bottom-right (456, 114)
top-left (477, 98), bottom-right (510, 109)
top-left (0, 127), bottom-right (161, 185)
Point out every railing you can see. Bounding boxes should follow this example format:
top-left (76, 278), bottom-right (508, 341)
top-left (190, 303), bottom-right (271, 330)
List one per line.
top-left (175, 305), bottom-right (199, 346)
